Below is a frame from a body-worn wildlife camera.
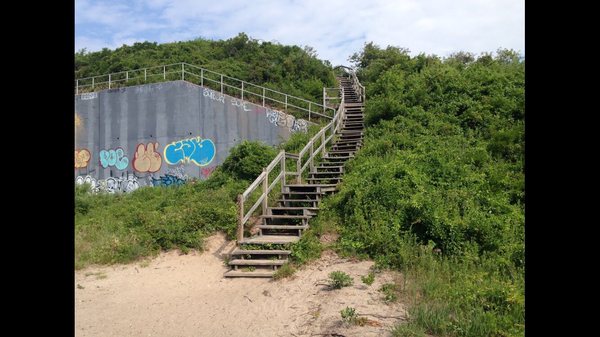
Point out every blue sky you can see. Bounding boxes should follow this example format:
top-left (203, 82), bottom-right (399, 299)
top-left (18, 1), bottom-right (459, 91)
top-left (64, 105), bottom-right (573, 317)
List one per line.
top-left (75, 0), bottom-right (524, 66)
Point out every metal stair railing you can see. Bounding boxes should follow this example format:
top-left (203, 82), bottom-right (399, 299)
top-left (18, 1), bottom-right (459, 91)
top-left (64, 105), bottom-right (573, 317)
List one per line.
top-left (75, 62), bottom-right (335, 122)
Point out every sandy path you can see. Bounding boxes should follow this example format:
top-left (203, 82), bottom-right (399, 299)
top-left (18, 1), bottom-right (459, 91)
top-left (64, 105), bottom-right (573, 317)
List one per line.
top-left (75, 233), bottom-right (407, 337)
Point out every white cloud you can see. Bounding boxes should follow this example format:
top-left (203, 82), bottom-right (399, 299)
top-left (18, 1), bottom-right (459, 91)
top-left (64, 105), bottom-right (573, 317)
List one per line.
top-left (76, 0), bottom-right (524, 66)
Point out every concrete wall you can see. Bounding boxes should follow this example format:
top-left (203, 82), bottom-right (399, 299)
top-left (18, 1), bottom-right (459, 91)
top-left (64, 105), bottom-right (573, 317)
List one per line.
top-left (74, 80), bottom-right (309, 192)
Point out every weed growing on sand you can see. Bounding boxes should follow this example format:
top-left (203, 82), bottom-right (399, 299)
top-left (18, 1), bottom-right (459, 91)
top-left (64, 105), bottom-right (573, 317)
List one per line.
top-left (340, 307), bottom-right (368, 326)
top-left (380, 283), bottom-right (399, 303)
top-left (328, 271), bottom-right (354, 289)
top-left (361, 272), bottom-right (375, 285)
top-left (273, 263), bottom-right (296, 280)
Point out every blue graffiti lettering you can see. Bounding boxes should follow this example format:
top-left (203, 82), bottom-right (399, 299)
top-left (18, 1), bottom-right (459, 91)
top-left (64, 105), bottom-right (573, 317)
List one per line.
top-left (99, 148), bottom-right (129, 170)
top-left (163, 136), bottom-right (215, 166)
top-left (150, 174), bottom-right (186, 187)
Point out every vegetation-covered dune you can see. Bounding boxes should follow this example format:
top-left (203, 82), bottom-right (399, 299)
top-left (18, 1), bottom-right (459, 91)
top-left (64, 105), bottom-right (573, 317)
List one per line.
top-left (315, 42), bottom-right (524, 336)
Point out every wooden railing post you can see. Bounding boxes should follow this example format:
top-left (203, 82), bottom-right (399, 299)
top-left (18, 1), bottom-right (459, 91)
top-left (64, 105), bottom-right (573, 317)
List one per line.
top-left (321, 132), bottom-right (326, 156)
top-left (262, 168), bottom-right (268, 214)
top-left (163, 66), bottom-right (166, 80)
top-left (237, 194), bottom-right (244, 242)
top-left (181, 63), bottom-right (184, 81)
top-left (241, 81), bottom-right (244, 101)
top-left (310, 141), bottom-right (315, 172)
top-left (296, 157), bottom-right (302, 184)
top-left (281, 152), bottom-right (286, 194)
top-left (201, 68), bottom-right (204, 87)
top-left (262, 88), bottom-right (266, 107)
top-left (108, 74), bottom-right (111, 89)
top-left (221, 74), bottom-right (224, 93)
top-left (308, 102), bottom-right (312, 122)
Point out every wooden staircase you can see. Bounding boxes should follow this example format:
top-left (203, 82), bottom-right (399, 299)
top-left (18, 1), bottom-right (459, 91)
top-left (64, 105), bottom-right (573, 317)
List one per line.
top-left (224, 75), bottom-right (365, 278)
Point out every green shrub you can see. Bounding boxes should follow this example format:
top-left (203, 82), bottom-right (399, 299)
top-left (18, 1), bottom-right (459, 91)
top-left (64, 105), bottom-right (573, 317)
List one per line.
top-left (340, 306), bottom-right (357, 323)
top-left (379, 283), bottom-right (399, 303)
top-left (220, 140), bottom-right (278, 180)
top-left (273, 263), bottom-right (296, 280)
top-left (361, 272), bottom-right (375, 286)
top-left (328, 271), bottom-right (354, 289)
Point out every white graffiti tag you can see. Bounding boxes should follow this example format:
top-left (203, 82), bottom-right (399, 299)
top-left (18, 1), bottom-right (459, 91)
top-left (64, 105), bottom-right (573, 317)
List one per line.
top-left (76, 174), bottom-right (139, 194)
top-left (265, 109), bottom-right (308, 133)
top-left (232, 98), bottom-right (252, 111)
top-left (203, 88), bottom-right (225, 103)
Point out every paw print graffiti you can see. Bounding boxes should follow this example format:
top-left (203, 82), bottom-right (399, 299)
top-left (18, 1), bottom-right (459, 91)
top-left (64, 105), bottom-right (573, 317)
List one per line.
top-left (132, 142), bottom-right (162, 173)
top-left (75, 149), bottom-right (91, 168)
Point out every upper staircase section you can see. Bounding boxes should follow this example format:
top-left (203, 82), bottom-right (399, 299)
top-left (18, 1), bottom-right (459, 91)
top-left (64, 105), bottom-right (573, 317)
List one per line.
top-left (75, 62), bottom-right (335, 123)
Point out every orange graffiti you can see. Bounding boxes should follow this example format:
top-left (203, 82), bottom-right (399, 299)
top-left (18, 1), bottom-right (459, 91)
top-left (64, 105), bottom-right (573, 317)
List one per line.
top-left (75, 114), bottom-right (82, 128)
top-left (132, 142), bottom-right (162, 173)
top-left (75, 149), bottom-right (91, 168)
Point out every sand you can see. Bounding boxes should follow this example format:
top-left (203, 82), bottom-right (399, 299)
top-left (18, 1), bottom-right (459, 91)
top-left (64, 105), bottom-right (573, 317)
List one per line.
top-left (75, 233), bottom-right (407, 337)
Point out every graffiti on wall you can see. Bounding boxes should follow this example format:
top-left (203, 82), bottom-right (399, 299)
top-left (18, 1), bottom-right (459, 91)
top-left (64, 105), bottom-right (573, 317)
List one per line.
top-left (99, 148), bottom-right (129, 170)
top-left (76, 173), bottom-right (139, 194)
top-left (75, 114), bottom-right (83, 128)
top-left (165, 165), bottom-right (188, 180)
top-left (81, 92), bottom-right (98, 100)
top-left (203, 88), bottom-right (225, 103)
top-left (201, 166), bottom-right (216, 179)
top-left (132, 142), bottom-right (162, 173)
top-left (75, 175), bottom-right (97, 188)
top-left (149, 174), bottom-right (186, 187)
top-left (265, 109), bottom-right (308, 133)
top-left (291, 119), bottom-right (308, 133)
top-left (75, 149), bottom-right (91, 168)
top-left (164, 136), bottom-right (216, 166)
top-left (232, 98), bottom-right (251, 111)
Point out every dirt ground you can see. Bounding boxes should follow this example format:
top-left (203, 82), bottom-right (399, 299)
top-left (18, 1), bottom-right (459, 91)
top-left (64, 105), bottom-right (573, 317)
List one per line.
top-left (75, 233), bottom-right (407, 337)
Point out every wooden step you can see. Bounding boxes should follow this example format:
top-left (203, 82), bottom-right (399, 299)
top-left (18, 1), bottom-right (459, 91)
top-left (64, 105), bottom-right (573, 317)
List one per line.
top-left (319, 161), bottom-right (348, 166)
top-left (277, 198), bottom-right (319, 204)
top-left (306, 177), bottom-right (343, 182)
top-left (224, 270), bottom-right (275, 278)
top-left (257, 225), bottom-right (308, 230)
top-left (269, 206), bottom-right (319, 210)
top-left (285, 183), bottom-right (337, 188)
top-left (260, 214), bottom-right (311, 219)
top-left (229, 259), bottom-right (287, 266)
top-left (240, 235), bottom-right (300, 244)
top-left (310, 171), bottom-right (342, 176)
top-left (230, 249), bottom-right (291, 256)
top-left (327, 149), bottom-right (355, 153)
top-left (282, 191), bottom-right (323, 195)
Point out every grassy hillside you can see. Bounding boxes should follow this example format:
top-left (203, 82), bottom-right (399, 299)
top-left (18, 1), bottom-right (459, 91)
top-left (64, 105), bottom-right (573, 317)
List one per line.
top-left (75, 33), bottom-right (336, 103)
top-left (313, 43), bottom-right (525, 336)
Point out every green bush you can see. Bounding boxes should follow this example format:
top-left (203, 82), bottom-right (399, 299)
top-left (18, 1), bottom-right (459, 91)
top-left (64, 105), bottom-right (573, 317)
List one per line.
top-left (220, 140), bottom-right (278, 180)
top-left (340, 306), bottom-right (357, 323)
top-left (330, 43), bottom-right (525, 336)
top-left (361, 272), bottom-right (375, 286)
top-left (328, 271), bottom-right (354, 289)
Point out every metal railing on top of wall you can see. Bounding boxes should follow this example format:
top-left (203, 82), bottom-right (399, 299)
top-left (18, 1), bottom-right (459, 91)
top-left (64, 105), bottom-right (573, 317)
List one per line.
top-left (75, 62), bottom-right (336, 122)
top-left (235, 67), bottom-right (363, 243)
